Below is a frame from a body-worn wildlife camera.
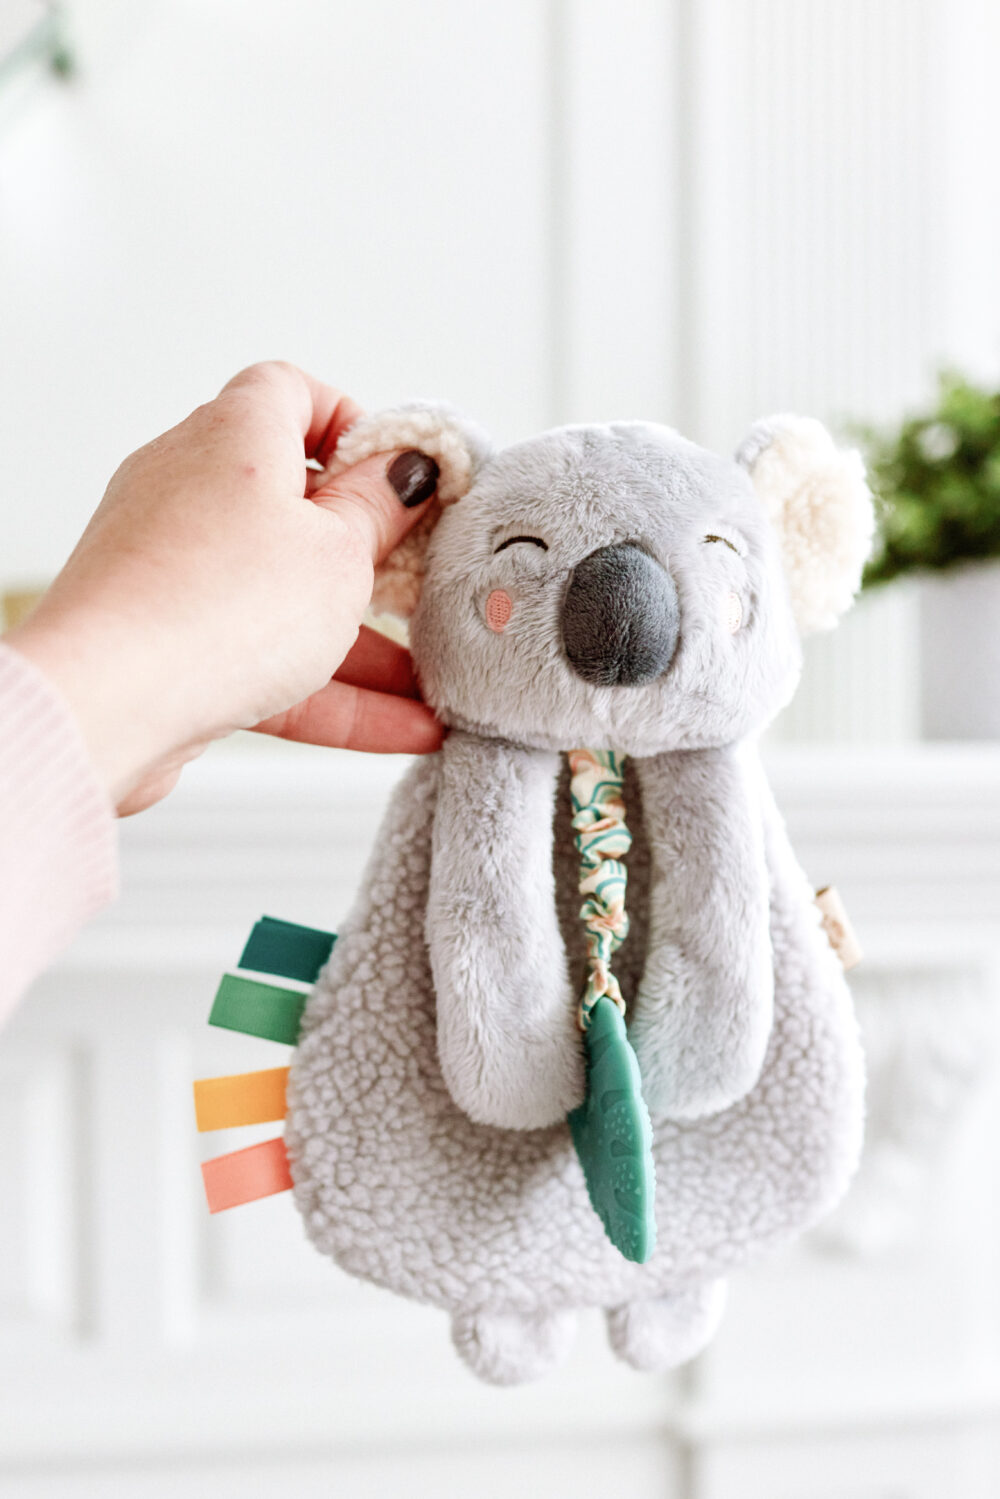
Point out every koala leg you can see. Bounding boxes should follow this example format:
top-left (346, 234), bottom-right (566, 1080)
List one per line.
top-left (451, 1306), bottom-right (578, 1386)
top-left (605, 1280), bottom-right (727, 1372)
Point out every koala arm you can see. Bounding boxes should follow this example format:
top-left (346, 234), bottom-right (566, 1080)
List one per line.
top-left (426, 731), bottom-right (584, 1130)
top-left (630, 746), bottom-right (774, 1121)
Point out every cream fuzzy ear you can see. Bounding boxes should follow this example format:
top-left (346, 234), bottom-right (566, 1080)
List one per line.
top-left (324, 401), bottom-right (492, 617)
top-left (736, 415), bottom-right (875, 634)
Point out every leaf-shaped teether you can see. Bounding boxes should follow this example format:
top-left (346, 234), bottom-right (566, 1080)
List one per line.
top-left (568, 994), bottom-right (656, 1265)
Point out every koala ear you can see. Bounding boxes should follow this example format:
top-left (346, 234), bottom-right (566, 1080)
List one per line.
top-left (325, 401), bottom-right (493, 617)
top-left (736, 415), bottom-right (875, 634)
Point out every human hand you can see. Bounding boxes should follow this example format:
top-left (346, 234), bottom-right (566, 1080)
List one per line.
top-left (6, 361), bottom-right (445, 815)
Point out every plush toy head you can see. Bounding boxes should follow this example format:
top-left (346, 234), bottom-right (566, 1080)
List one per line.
top-left (332, 405), bottom-right (872, 756)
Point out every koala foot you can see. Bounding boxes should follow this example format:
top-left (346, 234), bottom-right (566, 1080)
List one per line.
top-left (606, 1280), bottom-right (727, 1372)
top-left (451, 1307), bottom-right (577, 1386)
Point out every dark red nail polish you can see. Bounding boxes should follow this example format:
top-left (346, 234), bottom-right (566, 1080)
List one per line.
top-left (388, 450), bottom-right (439, 508)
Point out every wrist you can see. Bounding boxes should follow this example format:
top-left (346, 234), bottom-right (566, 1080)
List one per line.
top-left (5, 607), bottom-right (176, 805)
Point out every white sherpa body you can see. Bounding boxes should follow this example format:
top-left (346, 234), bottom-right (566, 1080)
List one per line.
top-left (286, 752), bottom-right (863, 1380)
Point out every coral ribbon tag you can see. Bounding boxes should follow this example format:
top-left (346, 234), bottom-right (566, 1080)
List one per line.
top-left (201, 1137), bottom-right (293, 1213)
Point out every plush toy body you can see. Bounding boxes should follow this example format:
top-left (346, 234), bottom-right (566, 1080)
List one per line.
top-left (286, 410), bottom-right (873, 1385)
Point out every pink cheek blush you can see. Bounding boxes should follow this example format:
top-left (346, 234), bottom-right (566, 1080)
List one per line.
top-left (485, 589), bottom-right (513, 632)
top-left (726, 591), bottom-right (744, 634)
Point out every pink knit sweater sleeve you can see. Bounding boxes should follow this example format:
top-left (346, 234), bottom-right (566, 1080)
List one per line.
top-left (0, 643), bottom-right (118, 1027)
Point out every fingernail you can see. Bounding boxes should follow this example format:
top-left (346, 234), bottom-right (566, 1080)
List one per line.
top-left (387, 450), bottom-right (439, 508)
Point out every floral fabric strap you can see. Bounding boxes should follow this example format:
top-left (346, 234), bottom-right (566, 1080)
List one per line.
top-left (568, 748), bottom-right (631, 1030)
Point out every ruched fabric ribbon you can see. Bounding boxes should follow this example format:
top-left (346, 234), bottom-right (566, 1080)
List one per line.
top-left (568, 748), bottom-right (631, 1030)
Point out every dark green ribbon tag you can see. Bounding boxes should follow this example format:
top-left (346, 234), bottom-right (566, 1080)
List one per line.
top-left (239, 916), bottom-right (336, 985)
top-left (568, 994), bottom-right (657, 1265)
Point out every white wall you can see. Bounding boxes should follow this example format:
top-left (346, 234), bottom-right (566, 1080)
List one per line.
top-left (4, 0), bottom-right (999, 596)
top-left (5, 0), bottom-right (1000, 741)
top-left (0, 0), bottom-right (557, 581)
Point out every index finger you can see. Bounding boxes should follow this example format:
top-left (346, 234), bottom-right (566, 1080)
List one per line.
top-left (255, 679), bottom-right (444, 755)
top-left (221, 361), bottom-right (363, 464)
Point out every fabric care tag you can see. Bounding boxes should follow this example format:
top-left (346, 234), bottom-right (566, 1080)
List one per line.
top-left (815, 886), bottom-right (862, 970)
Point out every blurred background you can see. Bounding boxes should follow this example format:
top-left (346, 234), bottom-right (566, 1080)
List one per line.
top-left (3, 1), bottom-right (1000, 1495)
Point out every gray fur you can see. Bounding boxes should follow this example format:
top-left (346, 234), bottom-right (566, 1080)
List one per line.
top-left (286, 416), bottom-right (865, 1385)
top-left (411, 422), bottom-right (802, 756)
top-left (427, 733), bottom-right (583, 1129)
top-left (629, 746), bottom-right (774, 1120)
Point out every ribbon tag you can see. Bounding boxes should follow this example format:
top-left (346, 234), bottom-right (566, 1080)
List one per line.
top-left (197, 916), bottom-right (337, 1215)
top-left (202, 1138), bottom-right (293, 1214)
top-left (209, 974), bottom-right (308, 1046)
top-left (194, 1066), bottom-right (290, 1132)
top-left (239, 916), bottom-right (336, 984)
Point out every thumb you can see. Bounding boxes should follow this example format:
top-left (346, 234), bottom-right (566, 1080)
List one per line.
top-left (309, 448), bottom-right (440, 565)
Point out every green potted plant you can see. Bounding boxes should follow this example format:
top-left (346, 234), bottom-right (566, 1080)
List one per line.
top-left (861, 371), bottom-right (1000, 738)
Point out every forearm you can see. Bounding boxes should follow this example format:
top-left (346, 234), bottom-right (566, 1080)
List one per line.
top-left (0, 644), bottom-right (118, 1026)
top-left (630, 746), bottom-right (773, 1120)
top-left (7, 601), bottom-right (183, 807)
top-left (427, 732), bottom-right (583, 1129)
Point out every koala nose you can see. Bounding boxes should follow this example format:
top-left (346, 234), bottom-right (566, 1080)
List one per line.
top-left (561, 543), bottom-right (679, 687)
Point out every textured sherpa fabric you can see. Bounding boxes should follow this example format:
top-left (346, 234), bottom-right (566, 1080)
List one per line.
top-left (285, 410), bottom-right (871, 1385)
top-left (736, 415), bottom-right (873, 634)
top-left (323, 401), bottom-right (493, 617)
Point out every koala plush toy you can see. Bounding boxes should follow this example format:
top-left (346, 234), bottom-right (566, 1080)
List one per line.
top-left (286, 404), bottom-right (872, 1386)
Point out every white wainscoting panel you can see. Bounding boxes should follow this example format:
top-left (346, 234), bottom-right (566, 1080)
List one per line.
top-left (673, 0), bottom-right (1000, 744)
top-left (680, 0), bottom-right (951, 448)
top-left (0, 1037), bottom-right (83, 1346)
top-left (2, 741), bottom-right (1000, 1497)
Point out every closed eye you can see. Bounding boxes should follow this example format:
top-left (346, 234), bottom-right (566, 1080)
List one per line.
top-left (494, 535), bottom-right (549, 553)
top-left (703, 532), bottom-right (745, 557)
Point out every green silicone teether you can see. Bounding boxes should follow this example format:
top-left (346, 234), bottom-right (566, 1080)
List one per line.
top-left (568, 994), bottom-right (656, 1264)
top-left (566, 747), bottom-right (657, 1264)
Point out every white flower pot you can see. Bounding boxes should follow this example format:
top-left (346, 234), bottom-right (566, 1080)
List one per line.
top-left (920, 560), bottom-right (1000, 739)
